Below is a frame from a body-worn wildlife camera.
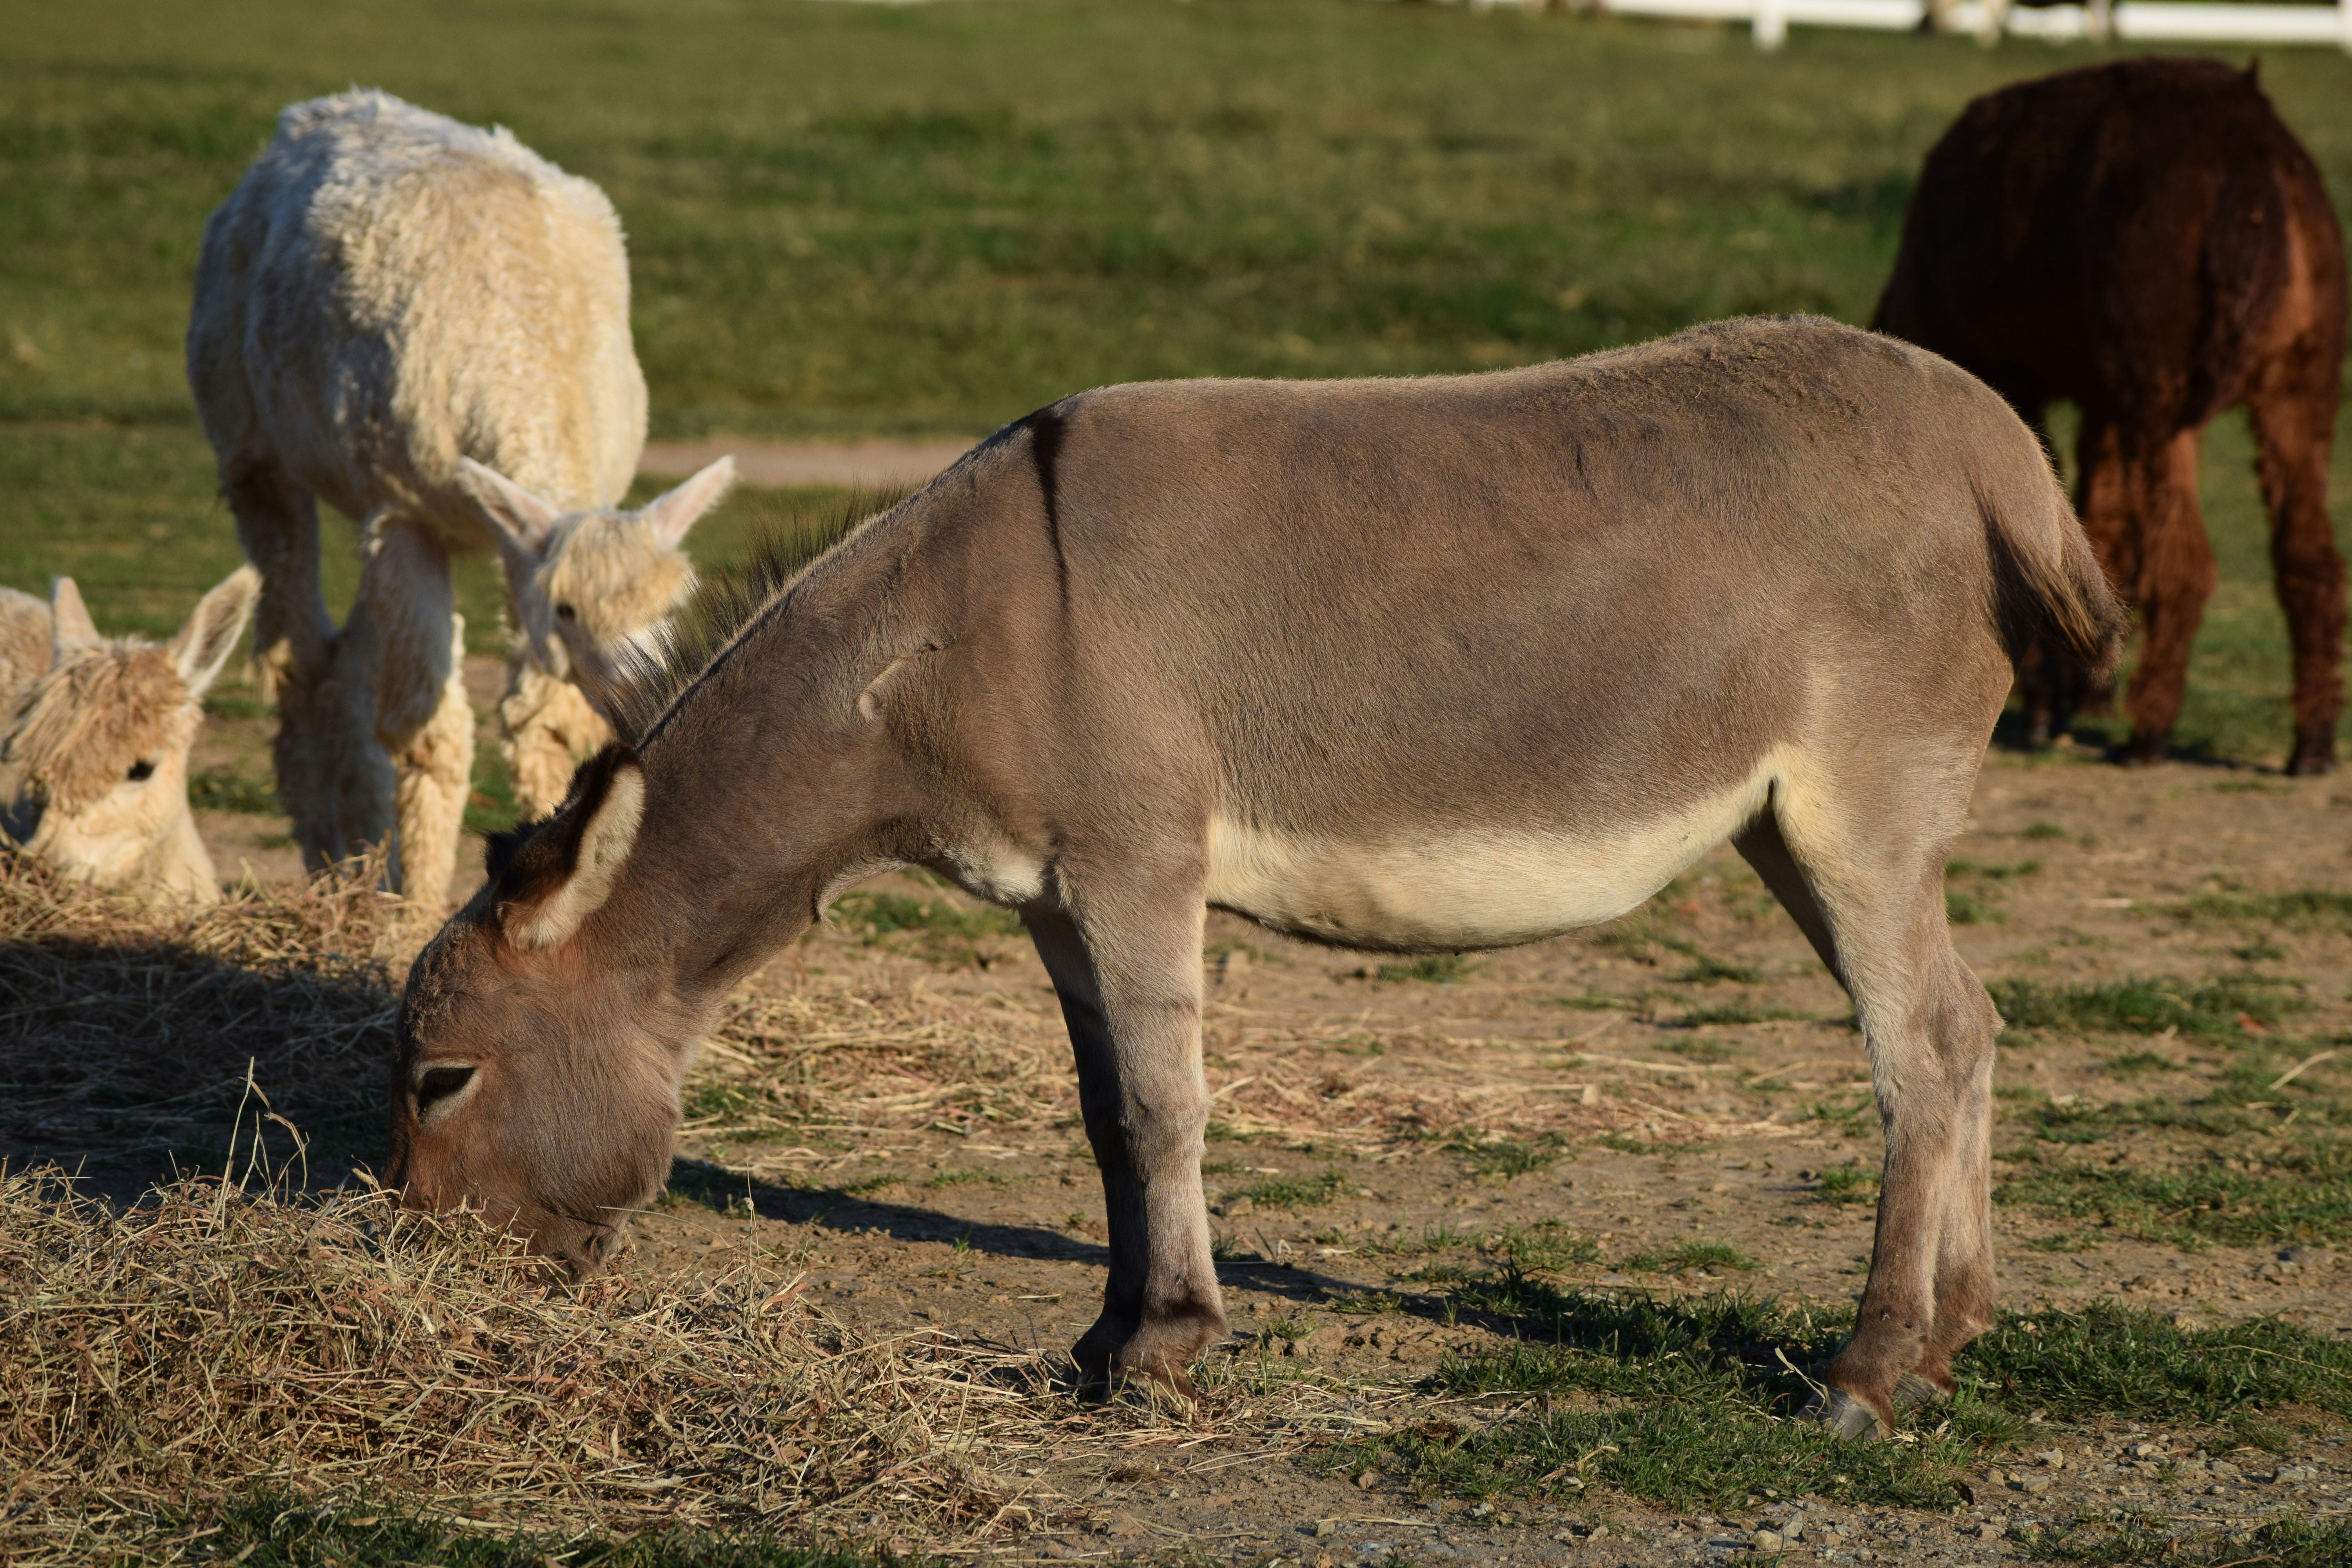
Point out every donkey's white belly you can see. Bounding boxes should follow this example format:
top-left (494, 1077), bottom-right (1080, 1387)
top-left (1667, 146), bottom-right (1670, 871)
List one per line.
top-left (1205, 759), bottom-right (1784, 951)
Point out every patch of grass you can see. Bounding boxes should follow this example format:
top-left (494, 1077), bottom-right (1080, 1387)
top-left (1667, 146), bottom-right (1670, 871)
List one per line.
top-left (1622, 1238), bottom-right (1754, 1274)
top-left (1449, 1132), bottom-right (1569, 1180)
top-left (1491, 1221), bottom-right (1601, 1272)
top-left (1964, 1303), bottom-right (2352, 1426)
top-left (2184, 888), bottom-right (2352, 930)
top-left (462, 742), bottom-right (523, 837)
top-left (1232, 1166), bottom-right (1351, 1209)
top-left (828, 889), bottom-right (1022, 965)
top-left (1946, 887), bottom-right (2007, 925)
top-left (923, 1168), bottom-right (1010, 1189)
top-left (2023, 821), bottom-right (2072, 842)
top-left (1677, 1001), bottom-right (1811, 1028)
top-left (186, 764), bottom-right (278, 815)
top-left (1546, 991), bottom-right (1635, 1012)
top-left (1373, 954), bottom-right (1477, 984)
top-left (1949, 858), bottom-right (2045, 880)
top-left (1987, 975), bottom-right (2310, 1038)
top-left (1995, 1137), bottom-right (2352, 1247)
top-left (2101, 1050), bottom-right (2179, 1078)
top-left (2023, 1232), bottom-right (2100, 1253)
top-left (2018, 1512), bottom-right (2352, 1568)
top-left (1807, 1162), bottom-right (1880, 1206)
top-left (1671, 954), bottom-right (1765, 986)
top-left (119, 1495), bottom-right (904, 1568)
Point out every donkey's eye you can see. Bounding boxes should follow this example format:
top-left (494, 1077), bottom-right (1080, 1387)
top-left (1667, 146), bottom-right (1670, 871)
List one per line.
top-left (416, 1065), bottom-right (477, 1114)
top-left (126, 760), bottom-right (155, 783)
top-left (555, 602), bottom-right (577, 621)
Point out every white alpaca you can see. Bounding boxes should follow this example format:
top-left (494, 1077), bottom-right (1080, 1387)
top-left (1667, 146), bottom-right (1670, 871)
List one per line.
top-left (0, 571), bottom-right (260, 904)
top-left (187, 90), bottom-right (731, 909)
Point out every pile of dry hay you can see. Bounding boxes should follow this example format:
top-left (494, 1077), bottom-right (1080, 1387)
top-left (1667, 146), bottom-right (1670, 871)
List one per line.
top-left (0, 1169), bottom-right (1060, 1564)
top-left (0, 855), bottom-right (404, 1187)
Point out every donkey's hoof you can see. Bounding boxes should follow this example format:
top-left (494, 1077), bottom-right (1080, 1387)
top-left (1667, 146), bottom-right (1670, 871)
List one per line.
top-left (1800, 1387), bottom-right (1890, 1441)
top-left (1073, 1313), bottom-right (1215, 1401)
top-left (1893, 1371), bottom-right (1952, 1412)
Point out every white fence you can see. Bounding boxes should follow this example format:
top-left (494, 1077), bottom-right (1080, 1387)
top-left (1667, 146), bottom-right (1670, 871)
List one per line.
top-left (1476, 0), bottom-right (2352, 53)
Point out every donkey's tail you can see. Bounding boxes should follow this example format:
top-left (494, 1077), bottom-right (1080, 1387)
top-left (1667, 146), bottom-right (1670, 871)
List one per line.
top-left (1978, 458), bottom-right (2131, 679)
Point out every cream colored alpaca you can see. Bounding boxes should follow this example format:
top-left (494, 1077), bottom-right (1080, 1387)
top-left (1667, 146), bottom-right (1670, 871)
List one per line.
top-left (187, 90), bottom-right (732, 908)
top-left (0, 571), bottom-right (260, 904)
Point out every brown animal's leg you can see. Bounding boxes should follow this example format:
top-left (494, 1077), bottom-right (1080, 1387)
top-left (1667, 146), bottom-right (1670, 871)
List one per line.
top-left (2249, 377), bottom-right (2346, 775)
top-left (221, 458), bottom-right (387, 871)
top-left (1742, 770), bottom-right (2000, 1438)
top-left (1022, 897), bottom-right (1223, 1394)
top-left (2066, 412), bottom-right (2145, 729)
top-left (2121, 430), bottom-right (2215, 764)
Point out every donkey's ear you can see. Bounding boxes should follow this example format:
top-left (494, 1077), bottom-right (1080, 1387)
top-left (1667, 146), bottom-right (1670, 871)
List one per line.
top-left (457, 458), bottom-right (565, 564)
top-left (50, 577), bottom-right (99, 652)
top-left (639, 456), bottom-right (735, 548)
top-left (496, 746), bottom-right (646, 951)
top-left (167, 565), bottom-right (260, 698)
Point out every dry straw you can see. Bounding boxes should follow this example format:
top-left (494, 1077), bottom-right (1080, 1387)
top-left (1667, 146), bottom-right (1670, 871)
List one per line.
top-left (0, 1168), bottom-right (1058, 1564)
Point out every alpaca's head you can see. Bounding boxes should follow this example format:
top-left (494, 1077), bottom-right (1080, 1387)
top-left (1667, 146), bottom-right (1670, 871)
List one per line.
top-left (0, 569), bottom-right (259, 904)
top-left (457, 457), bottom-right (735, 724)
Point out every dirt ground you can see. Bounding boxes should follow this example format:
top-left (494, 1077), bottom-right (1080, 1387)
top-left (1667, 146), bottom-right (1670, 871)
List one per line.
top-left (172, 672), bottom-right (2352, 1564)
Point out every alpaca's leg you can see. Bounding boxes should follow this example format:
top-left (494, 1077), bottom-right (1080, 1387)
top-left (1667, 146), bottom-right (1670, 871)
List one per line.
top-left (220, 457), bottom-right (387, 869)
top-left (2249, 361), bottom-right (2346, 775)
top-left (497, 653), bottom-right (615, 818)
top-left (2121, 430), bottom-right (2215, 764)
top-left (361, 518), bottom-right (474, 909)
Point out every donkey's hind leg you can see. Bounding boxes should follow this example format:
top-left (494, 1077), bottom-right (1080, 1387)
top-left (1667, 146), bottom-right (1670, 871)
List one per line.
top-left (1736, 763), bottom-right (2000, 1438)
top-left (1022, 888), bottom-right (1224, 1394)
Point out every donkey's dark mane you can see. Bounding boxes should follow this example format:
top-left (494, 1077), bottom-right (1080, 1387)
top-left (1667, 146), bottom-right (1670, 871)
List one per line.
top-left (608, 486), bottom-right (915, 746)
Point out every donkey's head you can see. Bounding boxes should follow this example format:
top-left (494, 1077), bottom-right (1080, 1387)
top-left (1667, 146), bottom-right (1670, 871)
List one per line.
top-left (457, 456), bottom-right (735, 723)
top-left (391, 745), bottom-right (687, 1275)
top-left (1, 569), bottom-right (259, 904)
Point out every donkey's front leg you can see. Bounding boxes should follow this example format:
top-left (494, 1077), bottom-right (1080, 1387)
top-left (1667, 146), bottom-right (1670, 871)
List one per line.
top-left (1023, 899), bottom-right (1225, 1392)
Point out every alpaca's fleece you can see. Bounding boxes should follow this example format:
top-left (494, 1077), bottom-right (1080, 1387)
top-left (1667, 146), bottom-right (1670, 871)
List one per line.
top-left (189, 89), bottom-right (646, 530)
top-left (6, 645), bottom-right (191, 818)
top-left (188, 89), bottom-right (659, 907)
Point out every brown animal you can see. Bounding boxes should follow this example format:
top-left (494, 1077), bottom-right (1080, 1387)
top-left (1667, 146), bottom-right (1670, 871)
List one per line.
top-left (390, 317), bottom-right (2127, 1439)
top-left (1875, 57), bottom-right (2348, 774)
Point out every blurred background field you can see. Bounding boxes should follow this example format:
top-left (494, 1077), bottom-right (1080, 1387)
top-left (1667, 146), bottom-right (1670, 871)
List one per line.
top-left (3, 0), bottom-right (2350, 762)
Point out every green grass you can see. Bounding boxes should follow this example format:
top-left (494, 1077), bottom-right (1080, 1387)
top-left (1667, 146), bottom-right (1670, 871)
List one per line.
top-left (1449, 1132), bottom-right (1569, 1180)
top-left (1231, 1165), bottom-right (1352, 1209)
top-left (1621, 1238), bottom-right (1755, 1274)
top-left (1808, 1161), bottom-right (1880, 1206)
top-left (133, 1493), bottom-right (903, 1566)
top-left (2019, 1513), bottom-right (2352, 1568)
top-left (1672, 955), bottom-right (1766, 986)
top-left (1339, 1274), bottom-right (2352, 1514)
top-left (1678, 1001), bottom-right (1811, 1028)
top-left (2181, 889), bottom-right (2352, 930)
top-left (1374, 954), bottom-right (1477, 984)
top-left (5, 4), bottom-right (2350, 760)
top-left (1491, 1220), bottom-right (1603, 1272)
top-left (1995, 1138), bottom-right (2352, 1247)
top-left (1988, 975), bottom-right (2310, 1038)
top-left (1946, 888), bottom-right (2008, 926)
top-left (185, 762), bottom-right (276, 815)
top-left (827, 888), bottom-right (1023, 966)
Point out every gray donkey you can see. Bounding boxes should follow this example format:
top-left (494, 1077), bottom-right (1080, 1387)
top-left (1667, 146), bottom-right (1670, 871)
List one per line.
top-left (392, 317), bottom-right (2126, 1439)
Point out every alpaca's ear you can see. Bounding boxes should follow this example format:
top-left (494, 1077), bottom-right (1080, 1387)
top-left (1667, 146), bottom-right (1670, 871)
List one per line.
top-left (639, 456), bottom-right (735, 548)
top-left (168, 566), bottom-right (260, 698)
top-left (495, 746), bottom-right (645, 951)
top-left (458, 458), bottom-right (565, 571)
top-left (49, 577), bottom-right (98, 652)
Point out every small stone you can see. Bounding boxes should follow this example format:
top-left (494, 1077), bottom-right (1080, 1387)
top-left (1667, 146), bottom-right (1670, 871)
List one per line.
top-left (2034, 1448), bottom-right (2067, 1470)
top-left (1355, 1468), bottom-right (1381, 1490)
top-left (1976, 1521), bottom-right (2007, 1541)
top-left (1314, 1519), bottom-right (1339, 1539)
top-left (1751, 1530), bottom-right (1783, 1551)
top-left (2020, 1477), bottom-right (2054, 1496)
top-left (1586, 1524), bottom-right (1609, 1542)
